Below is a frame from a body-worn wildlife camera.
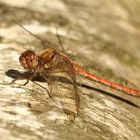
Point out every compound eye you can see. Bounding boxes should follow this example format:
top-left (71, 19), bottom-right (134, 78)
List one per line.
top-left (19, 50), bottom-right (38, 70)
top-left (30, 53), bottom-right (35, 62)
top-left (27, 55), bottom-right (32, 62)
top-left (19, 56), bottom-right (28, 69)
top-left (25, 51), bottom-right (35, 62)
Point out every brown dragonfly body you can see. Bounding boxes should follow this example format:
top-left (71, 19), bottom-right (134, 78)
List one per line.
top-left (19, 47), bottom-right (140, 119)
top-left (15, 23), bottom-right (140, 120)
top-left (20, 48), bottom-right (140, 97)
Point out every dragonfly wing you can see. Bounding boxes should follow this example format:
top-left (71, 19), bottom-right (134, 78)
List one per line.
top-left (25, 81), bottom-right (56, 113)
top-left (26, 68), bottom-right (80, 121)
top-left (47, 72), bottom-right (80, 121)
top-left (16, 22), bottom-right (61, 50)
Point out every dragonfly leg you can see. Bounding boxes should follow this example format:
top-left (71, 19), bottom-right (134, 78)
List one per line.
top-left (10, 76), bottom-right (25, 84)
top-left (33, 81), bottom-right (52, 99)
top-left (10, 79), bottom-right (17, 84)
top-left (22, 80), bottom-right (30, 86)
top-left (10, 78), bottom-right (30, 87)
top-left (10, 71), bottom-right (36, 85)
top-left (46, 81), bottom-right (53, 99)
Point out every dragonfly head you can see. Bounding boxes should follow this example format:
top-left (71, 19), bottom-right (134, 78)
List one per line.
top-left (19, 50), bottom-right (39, 70)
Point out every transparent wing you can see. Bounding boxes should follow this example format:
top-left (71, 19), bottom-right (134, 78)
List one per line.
top-left (27, 81), bottom-right (55, 113)
top-left (26, 71), bottom-right (80, 121)
top-left (16, 22), bottom-right (63, 50)
top-left (47, 72), bottom-right (80, 121)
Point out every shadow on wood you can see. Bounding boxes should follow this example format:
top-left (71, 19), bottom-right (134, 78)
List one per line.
top-left (5, 69), bottom-right (140, 108)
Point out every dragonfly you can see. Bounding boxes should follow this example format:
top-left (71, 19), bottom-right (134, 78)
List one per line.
top-left (12, 23), bottom-right (140, 121)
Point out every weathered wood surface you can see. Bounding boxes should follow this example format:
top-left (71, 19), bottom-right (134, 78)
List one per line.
top-left (0, 0), bottom-right (140, 140)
